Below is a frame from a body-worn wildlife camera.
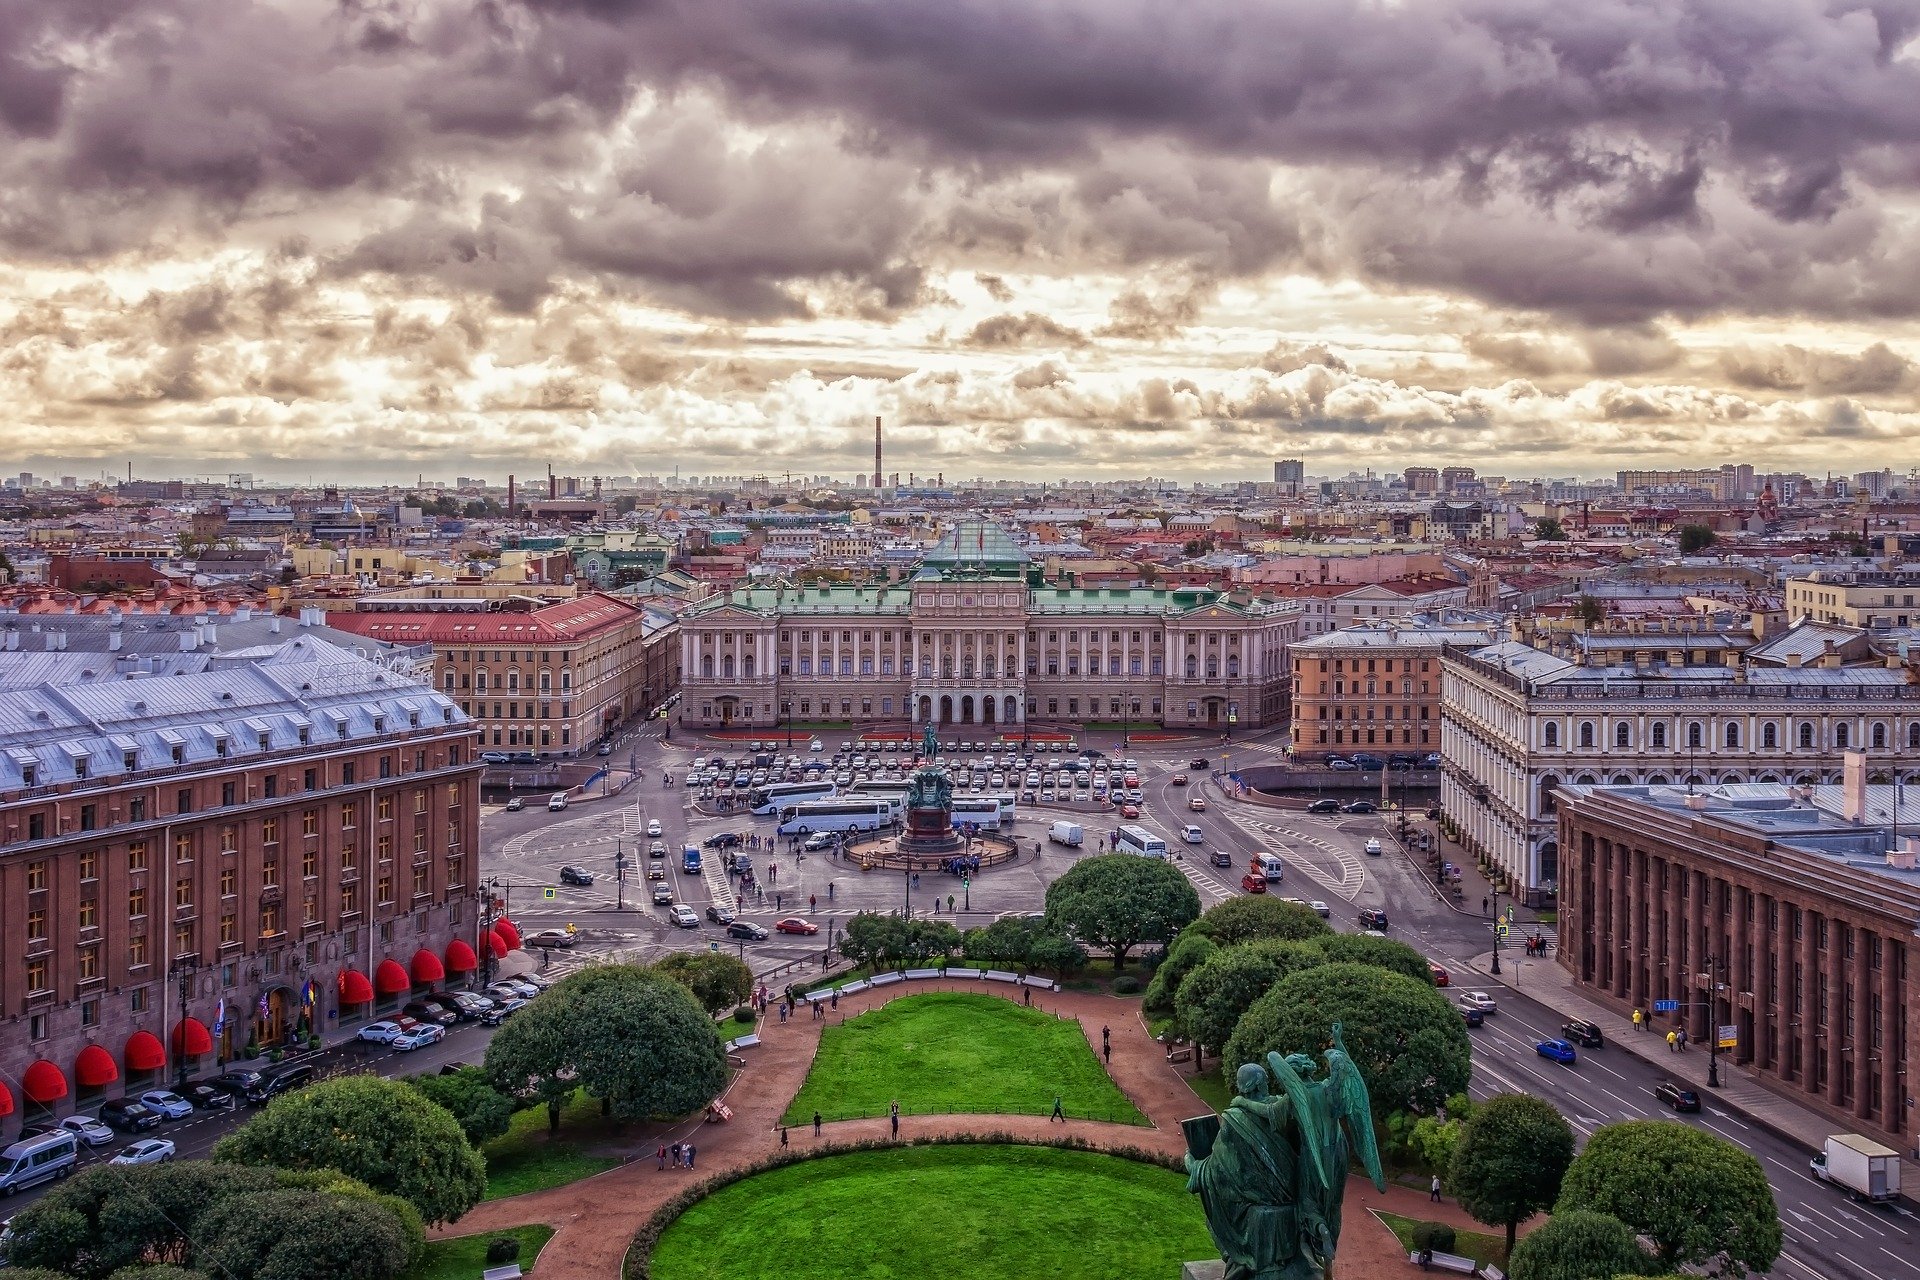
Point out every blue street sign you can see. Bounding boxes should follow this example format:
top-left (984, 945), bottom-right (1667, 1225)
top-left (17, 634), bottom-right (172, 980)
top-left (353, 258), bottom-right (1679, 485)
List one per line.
top-left (1653, 999), bottom-right (1679, 1013)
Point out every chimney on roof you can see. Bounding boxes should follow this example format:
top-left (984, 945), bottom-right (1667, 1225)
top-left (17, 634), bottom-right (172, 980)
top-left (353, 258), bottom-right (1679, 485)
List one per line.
top-left (1786, 651), bottom-right (1803, 668)
top-left (108, 632), bottom-right (121, 652)
top-left (1889, 837), bottom-right (1920, 871)
top-left (1843, 750), bottom-right (1868, 822)
top-left (1823, 637), bottom-right (1842, 669)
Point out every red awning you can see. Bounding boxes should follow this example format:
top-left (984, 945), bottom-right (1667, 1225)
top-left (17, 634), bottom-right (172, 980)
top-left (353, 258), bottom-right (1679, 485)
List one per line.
top-left (410, 948), bottom-right (446, 984)
top-left (0, 1082), bottom-right (13, 1117)
top-left (338, 968), bottom-right (375, 1004)
top-left (493, 919), bottom-right (522, 950)
top-left (125, 1031), bottom-right (167, 1073)
top-left (445, 939), bottom-right (479, 973)
top-left (22, 1059), bottom-right (68, 1104)
top-left (171, 1018), bottom-right (213, 1056)
top-left (485, 930), bottom-right (508, 959)
top-left (374, 958), bottom-right (412, 994)
top-left (75, 1044), bottom-right (119, 1088)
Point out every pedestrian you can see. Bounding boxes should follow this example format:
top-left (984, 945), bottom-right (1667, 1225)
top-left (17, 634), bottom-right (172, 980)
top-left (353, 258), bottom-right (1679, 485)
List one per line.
top-left (1050, 1095), bottom-right (1065, 1122)
top-left (810, 893), bottom-right (818, 912)
top-left (890, 1109), bottom-right (899, 1138)
top-left (1631, 1008), bottom-right (1642, 1033)
top-left (775, 892), bottom-right (782, 911)
top-left (813, 1110), bottom-right (823, 1137)
top-left (685, 1142), bottom-right (695, 1170)
top-left (828, 881), bottom-right (835, 901)
top-left (1666, 1029), bottom-right (1677, 1053)
top-left (657, 1143), bottom-right (668, 1170)
top-left (1102, 1024), bottom-right (1111, 1049)
top-left (1482, 896), bottom-right (1489, 914)
top-left (778, 1003), bottom-right (788, 1024)
top-left (1430, 1174), bottom-right (1442, 1203)
top-left (1678, 1028), bottom-right (1688, 1051)
top-left (780, 1126), bottom-right (789, 1148)
top-left (948, 893), bottom-right (955, 913)
top-left (1023, 985), bottom-right (1032, 1007)
top-left (1103, 1040), bottom-right (1111, 1065)
top-left (831, 989), bottom-right (839, 1010)
top-left (670, 1141), bottom-right (682, 1167)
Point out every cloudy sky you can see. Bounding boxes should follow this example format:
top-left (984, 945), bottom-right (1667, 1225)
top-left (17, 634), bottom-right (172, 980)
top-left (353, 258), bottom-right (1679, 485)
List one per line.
top-left (6, 0), bottom-right (1920, 485)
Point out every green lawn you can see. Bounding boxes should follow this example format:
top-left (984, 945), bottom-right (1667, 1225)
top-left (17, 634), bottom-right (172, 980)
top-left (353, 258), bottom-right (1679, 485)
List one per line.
top-left (780, 992), bottom-right (1146, 1126)
top-left (1183, 1068), bottom-right (1232, 1115)
top-left (409, 1225), bottom-right (554, 1280)
top-left (648, 1145), bottom-right (1214, 1280)
top-left (481, 1090), bottom-right (623, 1200)
top-left (1376, 1210), bottom-right (1509, 1269)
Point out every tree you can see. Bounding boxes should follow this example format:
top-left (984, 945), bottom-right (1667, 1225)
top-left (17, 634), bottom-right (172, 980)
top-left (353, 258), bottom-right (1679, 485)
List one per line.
top-left (212, 1075), bottom-right (485, 1225)
top-left (1174, 941), bottom-right (1323, 1060)
top-left (1508, 1210), bottom-right (1656, 1280)
top-left (0, 1163), bottom-right (279, 1279)
top-left (1044, 854), bottom-right (1201, 968)
top-left (1143, 929), bottom-right (1219, 1018)
top-left (482, 978), bottom-right (581, 1133)
top-left (1535, 517), bottom-right (1568, 541)
top-left (839, 913), bottom-right (962, 968)
top-left (1450, 1093), bottom-right (1576, 1252)
top-left (963, 915), bottom-right (1039, 966)
top-left (193, 1189), bottom-right (412, 1280)
top-left (1556, 1121), bottom-right (1782, 1275)
top-left (1313, 931), bottom-right (1434, 983)
top-left (1223, 963), bottom-right (1471, 1117)
top-left (407, 1065), bottom-right (515, 1146)
top-left (1575, 594), bottom-right (1605, 628)
top-left (1191, 895), bottom-right (1330, 947)
top-left (653, 951), bottom-right (754, 1016)
top-left (1407, 1094), bottom-right (1475, 1181)
top-left (1677, 524), bottom-right (1718, 553)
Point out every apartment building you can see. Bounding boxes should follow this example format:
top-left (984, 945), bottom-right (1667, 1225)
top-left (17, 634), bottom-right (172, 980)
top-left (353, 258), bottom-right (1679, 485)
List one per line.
top-left (1288, 616), bottom-right (1500, 761)
top-left (0, 640), bottom-right (480, 1134)
top-left (1786, 570), bottom-right (1920, 629)
top-left (328, 594), bottom-right (678, 754)
top-left (1286, 574), bottom-right (1471, 637)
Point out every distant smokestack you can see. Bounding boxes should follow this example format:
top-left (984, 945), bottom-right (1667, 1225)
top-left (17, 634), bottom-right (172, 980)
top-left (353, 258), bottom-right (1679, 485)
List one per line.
top-left (548, 467), bottom-right (558, 500)
top-left (873, 416), bottom-right (883, 490)
top-left (507, 474), bottom-right (516, 514)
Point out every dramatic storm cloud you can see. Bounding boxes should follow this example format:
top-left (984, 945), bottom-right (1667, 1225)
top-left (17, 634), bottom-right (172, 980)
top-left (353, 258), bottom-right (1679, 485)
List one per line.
top-left (3, 0), bottom-right (1920, 479)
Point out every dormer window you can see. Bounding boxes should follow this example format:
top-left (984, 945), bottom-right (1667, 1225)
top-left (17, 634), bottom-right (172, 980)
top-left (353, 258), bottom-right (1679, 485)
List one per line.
top-left (171, 745), bottom-right (184, 765)
top-left (21, 765), bottom-right (36, 787)
top-left (123, 751), bottom-right (138, 772)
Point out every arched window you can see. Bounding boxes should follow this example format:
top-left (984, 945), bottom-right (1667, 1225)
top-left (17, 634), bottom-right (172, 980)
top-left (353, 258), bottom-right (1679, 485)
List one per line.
top-left (1799, 723), bottom-right (1815, 749)
top-left (1651, 723), bottom-right (1667, 749)
top-left (443, 671), bottom-right (455, 692)
top-left (1725, 723), bottom-right (1740, 749)
top-left (1910, 724), bottom-right (1920, 750)
top-left (1543, 722), bottom-right (1559, 748)
top-left (1614, 723), bottom-right (1631, 748)
top-left (561, 669), bottom-right (572, 691)
top-left (1226, 657), bottom-right (1240, 678)
top-left (1872, 722), bottom-right (1888, 751)
top-left (700, 656), bottom-right (714, 679)
top-left (1184, 656), bottom-right (1198, 679)
top-left (1205, 661), bottom-right (1219, 679)
top-left (475, 671), bottom-right (489, 693)
top-left (1687, 721), bottom-right (1703, 749)
top-left (1835, 722), bottom-right (1850, 750)
top-left (1578, 722), bottom-right (1595, 748)
top-left (742, 656), bottom-right (755, 678)
top-left (1762, 722), bottom-right (1778, 750)
top-left (507, 670), bottom-right (519, 692)
top-left (721, 655), bottom-right (735, 679)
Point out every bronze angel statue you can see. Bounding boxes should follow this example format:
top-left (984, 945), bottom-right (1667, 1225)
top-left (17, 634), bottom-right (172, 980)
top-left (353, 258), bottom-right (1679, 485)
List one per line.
top-left (1183, 1025), bottom-right (1386, 1280)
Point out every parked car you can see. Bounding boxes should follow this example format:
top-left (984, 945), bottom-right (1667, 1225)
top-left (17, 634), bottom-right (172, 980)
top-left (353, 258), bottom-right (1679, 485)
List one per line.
top-left (1188, 796), bottom-right (1208, 812)
top-left (97, 1098), bottom-right (161, 1132)
top-left (404, 998), bottom-right (459, 1025)
top-left (1654, 1080), bottom-right (1702, 1112)
top-left (703, 831), bottom-right (744, 849)
top-left (1307, 798), bottom-right (1341, 814)
top-left (525, 929), bottom-right (576, 950)
top-left (504, 797), bottom-right (524, 812)
top-left (559, 865), bottom-right (594, 886)
top-left (56, 1116), bottom-right (115, 1146)
top-left (205, 1070), bottom-right (264, 1101)
top-left (668, 904), bottom-right (700, 928)
top-left (180, 1084), bottom-right (237, 1112)
top-left (1356, 908), bottom-right (1389, 930)
top-left (1349, 754), bottom-right (1386, 770)
top-left (1562, 1019), bottom-right (1605, 1048)
top-left (1326, 758), bottom-right (1357, 771)
top-left (487, 980), bottom-right (539, 1002)
top-left (727, 920), bottom-right (770, 941)
top-left (1343, 800), bottom-right (1377, 814)
top-left (1535, 1038), bottom-right (1578, 1065)
top-left (1426, 962), bottom-right (1450, 987)
top-left (1210, 849), bottom-right (1234, 868)
top-left (110, 1138), bottom-right (176, 1166)
top-left (244, 1065), bottom-right (315, 1103)
top-left (775, 917), bottom-right (820, 935)
top-left (480, 996), bottom-right (527, 1025)
top-left (1458, 991), bottom-right (1498, 1015)
top-left (391, 1025), bottom-right (446, 1052)
top-left (138, 1090), bottom-right (194, 1121)
top-left (448, 992), bottom-right (498, 1021)
top-left (706, 905), bottom-right (736, 925)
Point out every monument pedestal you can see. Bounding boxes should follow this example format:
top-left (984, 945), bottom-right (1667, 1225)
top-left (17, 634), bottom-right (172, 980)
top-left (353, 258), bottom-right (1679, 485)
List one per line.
top-left (897, 804), bottom-right (964, 855)
top-left (1180, 1263), bottom-right (1225, 1280)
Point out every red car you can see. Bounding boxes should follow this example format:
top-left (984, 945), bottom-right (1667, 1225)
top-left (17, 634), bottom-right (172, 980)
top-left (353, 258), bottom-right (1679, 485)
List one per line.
top-left (1428, 962), bottom-right (1450, 987)
top-left (1240, 873), bottom-right (1268, 894)
top-left (1120, 804), bottom-right (1141, 819)
top-left (774, 917), bottom-right (819, 935)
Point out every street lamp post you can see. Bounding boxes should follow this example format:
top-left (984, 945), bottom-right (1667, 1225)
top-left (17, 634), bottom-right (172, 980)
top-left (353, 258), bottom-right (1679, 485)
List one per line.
top-left (783, 701), bottom-right (793, 752)
top-left (904, 868), bottom-right (912, 918)
top-left (1707, 954), bottom-right (1726, 1088)
top-left (1489, 887), bottom-right (1503, 976)
top-left (170, 955), bottom-right (198, 1089)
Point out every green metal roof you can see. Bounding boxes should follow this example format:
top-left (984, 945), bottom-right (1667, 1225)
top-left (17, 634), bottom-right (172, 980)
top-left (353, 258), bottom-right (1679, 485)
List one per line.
top-left (920, 519), bottom-right (1030, 571)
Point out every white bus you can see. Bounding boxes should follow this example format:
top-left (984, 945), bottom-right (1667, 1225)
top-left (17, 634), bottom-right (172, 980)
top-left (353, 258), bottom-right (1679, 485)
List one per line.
top-left (1115, 824), bottom-right (1168, 858)
top-left (775, 799), bottom-right (896, 836)
top-left (949, 796), bottom-right (1011, 831)
top-left (749, 780), bottom-right (836, 815)
top-left (843, 781), bottom-right (911, 816)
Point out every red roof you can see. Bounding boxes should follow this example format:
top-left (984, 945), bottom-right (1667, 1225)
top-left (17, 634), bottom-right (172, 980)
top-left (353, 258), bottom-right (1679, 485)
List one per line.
top-left (328, 594), bottom-right (646, 647)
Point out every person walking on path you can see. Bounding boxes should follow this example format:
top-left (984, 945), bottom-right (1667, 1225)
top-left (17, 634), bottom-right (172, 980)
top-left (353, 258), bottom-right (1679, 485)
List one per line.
top-left (657, 1144), bottom-right (667, 1170)
top-left (813, 1110), bottom-right (823, 1137)
top-left (1023, 985), bottom-right (1032, 1007)
top-left (827, 881), bottom-right (835, 901)
top-left (1631, 1008), bottom-right (1643, 1033)
top-left (1666, 1029), bottom-right (1678, 1052)
top-left (1430, 1175), bottom-right (1442, 1203)
top-left (830, 989), bottom-right (839, 1010)
top-left (670, 1141), bottom-right (682, 1168)
top-left (947, 893), bottom-right (955, 913)
top-left (685, 1143), bottom-right (696, 1170)
top-left (780, 1126), bottom-right (789, 1149)
top-left (1050, 1095), bottom-right (1065, 1123)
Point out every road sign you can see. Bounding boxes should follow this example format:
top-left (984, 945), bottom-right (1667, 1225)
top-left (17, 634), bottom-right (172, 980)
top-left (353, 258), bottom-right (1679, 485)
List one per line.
top-left (1495, 923), bottom-right (1510, 937)
top-left (1717, 1024), bottom-right (1739, 1049)
top-left (542, 887), bottom-right (556, 900)
top-left (709, 942), bottom-right (719, 953)
top-left (1653, 999), bottom-right (1679, 1013)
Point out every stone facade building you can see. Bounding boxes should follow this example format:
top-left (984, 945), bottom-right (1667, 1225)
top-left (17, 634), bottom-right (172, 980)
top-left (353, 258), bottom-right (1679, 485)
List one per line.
top-left (0, 639), bottom-right (480, 1135)
top-left (1287, 616), bottom-right (1499, 761)
top-left (1557, 779), bottom-right (1918, 1150)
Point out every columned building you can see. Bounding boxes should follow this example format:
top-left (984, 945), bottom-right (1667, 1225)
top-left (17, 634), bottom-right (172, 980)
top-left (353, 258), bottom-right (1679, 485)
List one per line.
top-left (1557, 780), bottom-right (1917, 1151)
top-left (676, 522), bottom-right (1300, 732)
top-left (1441, 638), bottom-right (1920, 903)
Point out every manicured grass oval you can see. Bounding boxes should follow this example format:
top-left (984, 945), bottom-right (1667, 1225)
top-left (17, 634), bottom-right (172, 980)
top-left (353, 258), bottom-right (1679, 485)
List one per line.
top-left (648, 1144), bottom-right (1216, 1280)
top-left (780, 991), bottom-right (1146, 1126)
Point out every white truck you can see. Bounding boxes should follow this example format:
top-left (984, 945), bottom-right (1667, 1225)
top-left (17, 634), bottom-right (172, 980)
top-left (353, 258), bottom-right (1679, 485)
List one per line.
top-left (1810, 1133), bottom-right (1902, 1202)
top-left (1047, 820), bottom-right (1084, 847)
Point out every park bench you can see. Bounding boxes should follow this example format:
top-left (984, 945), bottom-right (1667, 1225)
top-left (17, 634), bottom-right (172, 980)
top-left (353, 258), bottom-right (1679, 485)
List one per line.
top-left (984, 969), bottom-right (1021, 984)
top-left (1020, 974), bottom-right (1058, 991)
top-left (482, 1266), bottom-right (522, 1280)
top-left (1166, 1045), bottom-right (1195, 1064)
top-left (1481, 1266), bottom-right (1504, 1280)
top-left (1407, 1250), bottom-right (1476, 1273)
top-left (870, 971), bottom-right (904, 986)
top-left (840, 979), bottom-right (871, 994)
top-left (945, 966), bottom-right (983, 979)
top-left (724, 1034), bottom-right (761, 1051)
top-left (904, 967), bottom-right (943, 980)
top-left (805, 989), bottom-right (832, 1003)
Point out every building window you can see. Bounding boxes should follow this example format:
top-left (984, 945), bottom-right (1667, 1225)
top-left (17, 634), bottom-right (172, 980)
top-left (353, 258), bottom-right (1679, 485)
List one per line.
top-left (1651, 723), bottom-right (1667, 748)
top-left (220, 866), bottom-right (236, 896)
top-left (129, 934), bottom-right (148, 967)
top-left (79, 849), bottom-right (97, 880)
top-left (1726, 722), bottom-right (1741, 749)
top-left (78, 898), bottom-right (97, 929)
top-left (1687, 721), bottom-right (1704, 750)
top-left (1543, 723), bottom-right (1559, 748)
top-left (1578, 722), bottom-right (1594, 748)
top-left (1763, 722), bottom-right (1778, 749)
top-left (26, 957), bottom-right (49, 994)
top-left (26, 859), bottom-right (47, 891)
top-left (1799, 723), bottom-right (1815, 749)
top-left (1614, 723), bottom-right (1631, 748)
top-left (220, 913), bottom-right (237, 945)
top-left (1872, 722), bottom-right (1887, 750)
top-left (26, 907), bottom-right (46, 940)
top-left (1835, 723), bottom-right (1850, 750)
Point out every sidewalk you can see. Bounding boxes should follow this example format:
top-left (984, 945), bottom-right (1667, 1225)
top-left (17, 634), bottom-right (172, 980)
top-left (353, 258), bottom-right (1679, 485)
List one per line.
top-left (1462, 947), bottom-right (1920, 1195)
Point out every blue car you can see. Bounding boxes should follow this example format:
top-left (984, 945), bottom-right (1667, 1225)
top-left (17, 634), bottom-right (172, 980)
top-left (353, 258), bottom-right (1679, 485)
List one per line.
top-left (1535, 1038), bottom-right (1578, 1065)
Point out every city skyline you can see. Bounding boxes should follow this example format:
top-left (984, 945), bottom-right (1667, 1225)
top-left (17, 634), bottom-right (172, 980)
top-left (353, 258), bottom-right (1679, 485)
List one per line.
top-left (5, 1), bottom-right (1920, 482)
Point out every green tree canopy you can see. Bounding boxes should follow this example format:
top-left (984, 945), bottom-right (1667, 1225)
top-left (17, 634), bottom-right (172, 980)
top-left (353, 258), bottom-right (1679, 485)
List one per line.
top-left (1223, 962), bottom-right (1471, 1116)
top-left (1507, 1210), bottom-right (1656, 1280)
top-left (193, 1189), bottom-right (412, 1280)
top-left (653, 951), bottom-right (755, 1015)
top-left (105, 1269), bottom-right (207, 1280)
top-left (1535, 517), bottom-right (1568, 541)
top-left (1556, 1120), bottom-right (1782, 1275)
top-left (1143, 929), bottom-right (1219, 1018)
top-left (1575, 595), bottom-right (1605, 627)
top-left (1044, 854), bottom-right (1201, 967)
top-left (407, 1065), bottom-right (515, 1146)
top-left (1313, 931), bottom-right (1434, 983)
top-left (212, 1075), bottom-right (485, 1225)
top-left (962, 915), bottom-right (1083, 974)
top-left (1450, 1093), bottom-right (1576, 1251)
top-left (1174, 940), bottom-right (1325, 1059)
top-left (1, 1163), bottom-right (279, 1279)
top-left (1191, 895), bottom-right (1331, 947)
top-left (1678, 524), bottom-right (1718, 553)
top-left (481, 978), bottom-right (580, 1132)
top-left (839, 913), bottom-right (963, 969)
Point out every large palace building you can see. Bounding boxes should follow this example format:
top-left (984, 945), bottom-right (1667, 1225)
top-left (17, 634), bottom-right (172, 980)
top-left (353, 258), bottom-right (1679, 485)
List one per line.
top-left (676, 523), bottom-right (1301, 732)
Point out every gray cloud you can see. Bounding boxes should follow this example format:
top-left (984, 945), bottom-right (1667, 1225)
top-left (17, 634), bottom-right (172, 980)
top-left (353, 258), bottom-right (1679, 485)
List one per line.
top-left (1720, 341), bottom-right (1916, 395)
top-left (962, 311), bottom-right (1089, 348)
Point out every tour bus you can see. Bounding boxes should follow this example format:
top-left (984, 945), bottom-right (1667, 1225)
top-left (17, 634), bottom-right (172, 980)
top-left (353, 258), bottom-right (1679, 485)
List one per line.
top-left (949, 795), bottom-right (1011, 831)
top-left (843, 781), bottom-right (911, 817)
top-left (775, 798), bottom-right (896, 836)
top-left (749, 780), bottom-right (837, 815)
top-left (1115, 824), bottom-right (1168, 858)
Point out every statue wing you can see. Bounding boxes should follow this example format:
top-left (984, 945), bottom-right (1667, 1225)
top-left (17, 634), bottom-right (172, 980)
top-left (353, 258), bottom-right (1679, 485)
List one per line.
top-left (1265, 1050), bottom-right (1332, 1193)
top-left (1326, 1027), bottom-right (1387, 1192)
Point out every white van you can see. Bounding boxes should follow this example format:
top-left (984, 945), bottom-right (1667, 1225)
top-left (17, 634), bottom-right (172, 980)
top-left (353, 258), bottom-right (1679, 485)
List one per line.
top-left (0, 1130), bottom-right (78, 1195)
top-left (1048, 820), bottom-right (1084, 847)
top-left (1254, 852), bottom-right (1286, 881)
top-left (547, 792), bottom-right (569, 812)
